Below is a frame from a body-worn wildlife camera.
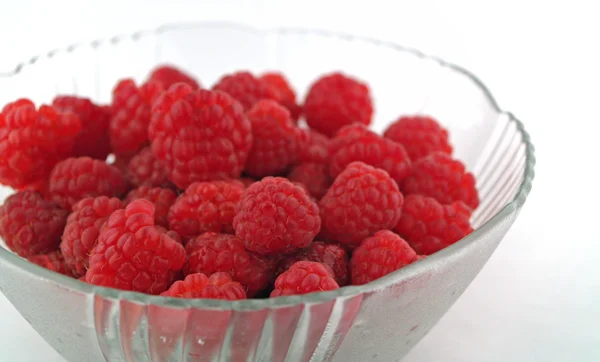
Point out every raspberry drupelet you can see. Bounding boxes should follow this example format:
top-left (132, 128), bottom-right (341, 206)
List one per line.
top-left (148, 84), bottom-right (253, 189)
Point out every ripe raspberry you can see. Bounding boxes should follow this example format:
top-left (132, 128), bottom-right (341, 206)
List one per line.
top-left (168, 180), bottom-right (244, 238)
top-left (394, 195), bottom-right (473, 255)
top-left (244, 100), bottom-right (298, 177)
top-left (148, 65), bottom-right (201, 90)
top-left (212, 71), bottom-right (280, 111)
top-left (60, 196), bottom-right (124, 277)
top-left (297, 128), bottom-right (329, 164)
top-left (401, 153), bottom-right (479, 209)
top-left (303, 73), bottom-right (373, 137)
top-left (183, 232), bottom-right (274, 297)
top-left (0, 191), bottom-right (68, 257)
top-left (319, 162), bottom-right (404, 248)
top-left (52, 96), bottom-right (112, 160)
top-left (260, 72), bottom-right (302, 121)
top-left (110, 154), bottom-right (131, 174)
top-left (110, 79), bottom-right (164, 156)
top-left (48, 157), bottom-right (127, 210)
top-left (86, 199), bottom-right (186, 294)
top-left (126, 147), bottom-right (170, 187)
top-left (0, 99), bottom-right (81, 190)
top-left (271, 261), bottom-right (339, 297)
top-left (125, 186), bottom-right (177, 228)
top-left (149, 84), bottom-right (253, 189)
top-left (161, 272), bottom-right (246, 300)
top-left (383, 115), bottom-right (452, 160)
top-left (233, 177), bottom-right (321, 255)
top-left (27, 250), bottom-right (73, 276)
top-left (155, 226), bottom-right (183, 245)
top-left (287, 162), bottom-right (332, 200)
top-left (350, 230), bottom-right (417, 285)
top-left (329, 124), bottom-right (412, 185)
top-left (278, 241), bottom-right (349, 286)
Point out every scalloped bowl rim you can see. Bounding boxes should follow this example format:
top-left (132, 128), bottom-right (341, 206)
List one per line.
top-left (0, 21), bottom-right (535, 311)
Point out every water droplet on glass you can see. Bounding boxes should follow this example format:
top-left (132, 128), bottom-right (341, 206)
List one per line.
top-left (197, 338), bottom-right (205, 345)
top-left (160, 336), bottom-right (167, 343)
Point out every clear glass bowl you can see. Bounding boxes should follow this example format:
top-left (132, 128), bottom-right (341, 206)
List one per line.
top-left (0, 22), bottom-right (535, 362)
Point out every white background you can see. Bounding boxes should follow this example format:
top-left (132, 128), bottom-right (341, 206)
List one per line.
top-left (0, 1), bottom-right (599, 361)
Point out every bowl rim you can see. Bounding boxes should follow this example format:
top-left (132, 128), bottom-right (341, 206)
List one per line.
top-left (0, 21), bottom-right (535, 311)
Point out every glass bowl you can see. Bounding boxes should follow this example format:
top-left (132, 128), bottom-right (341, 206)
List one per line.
top-left (0, 22), bottom-right (535, 362)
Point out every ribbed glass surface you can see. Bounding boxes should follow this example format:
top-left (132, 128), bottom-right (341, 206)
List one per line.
top-left (0, 23), bottom-right (534, 362)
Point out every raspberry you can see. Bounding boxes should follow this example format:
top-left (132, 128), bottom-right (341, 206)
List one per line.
top-left (329, 124), bottom-right (412, 185)
top-left (149, 84), bottom-right (253, 189)
top-left (394, 195), bottom-right (473, 255)
top-left (60, 196), bottom-right (124, 277)
top-left (110, 79), bottom-right (164, 156)
top-left (319, 162), bottom-right (404, 248)
top-left (161, 272), bottom-right (246, 300)
top-left (297, 129), bottom-right (329, 164)
top-left (303, 73), bottom-right (373, 137)
top-left (350, 230), bottom-right (417, 285)
top-left (168, 180), bottom-right (244, 238)
top-left (27, 250), bottom-right (73, 276)
top-left (233, 177), bottom-right (321, 255)
top-left (287, 162), bottom-right (332, 200)
top-left (148, 65), bottom-right (201, 90)
top-left (271, 261), bottom-right (339, 297)
top-left (52, 96), bottom-right (112, 160)
top-left (383, 115), bottom-right (452, 160)
top-left (244, 100), bottom-right (298, 177)
top-left (126, 147), bottom-right (170, 187)
top-left (156, 226), bottom-right (183, 245)
top-left (48, 157), bottom-right (127, 210)
top-left (0, 99), bottom-right (81, 190)
top-left (278, 241), bottom-right (349, 286)
top-left (110, 154), bottom-right (132, 174)
top-left (260, 72), bottom-right (302, 121)
top-left (0, 191), bottom-right (68, 257)
top-left (125, 186), bottom-right (177, 228)
top-left (86, 199), bottom-right (186, 294)
top-left (183, 232), bottom-right (273, 297)
top-left (212, 71), bottom-right (280, 111)
top-left (401, 153), bottom-right (479, 209)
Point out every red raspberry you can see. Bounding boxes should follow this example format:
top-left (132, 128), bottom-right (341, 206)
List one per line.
top-left (278, 241), bottom-right (349, 286)
top-left (350, 230), bottom-right (417, 285)
top-left (303, 73), bottom-right (373, 137)
top-left (0, 191), bottom-right (68, 257)
top-left (183, 232), bottom-right (274, 297)
top-left (60, 196), bottom-right (124, 277)
top-left (0, 99), bottom-right (81, 190)
top-left (287, 162), bottom-right (332, 200)
top-left (149, 84), bottom-right (253, 189)
top-left (394, 195), bottom-right (473, 255)
top-left (260, 72), bottom-right (302, 121)
top-left (52, 96), bottom-right (112, 160)
top-left (212, 71), bottom-right (280, 111)
top-left (168, 180), bottom-right (244, 238)
top-left (27, 250), bottom-right (73, 277)
top-left (86, 199), bottom-right (186, 294)
top-left (401, 153), bottom-right (479, 209)
top-left (329, 124), bottom-right (412, 185)
top-left (110, 154), bottom-right (131, 174)
top-left (126, 147), bottom-right (170, 187)
top-left (155, 226), bottom-right (183, 245)
top-left (297, 128), bottom-right (329, 164)
top-left (271, 261), bottom-right (339, 297)
top-left (161, 272), bottom-right (246, 300)
top-left (319, 162), bottom-right (404, 248)
top-left (383, 115), bottom-right (452, 160)
top-left (48, 157), bottom-right (127, 210)
top-left (233, 177), bottom-right (321, 255)
top-left (244, 100), bottom-right (298, 177)
top-left (148, 65), bottom-right (201, 90)
top-left (125, 186), bottom-right (177, 228)
top-left (110, 79), bottom-right (164, 156)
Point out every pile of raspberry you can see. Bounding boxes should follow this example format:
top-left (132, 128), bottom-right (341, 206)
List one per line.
top-left (0, 65), bottom-right (479, 301)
